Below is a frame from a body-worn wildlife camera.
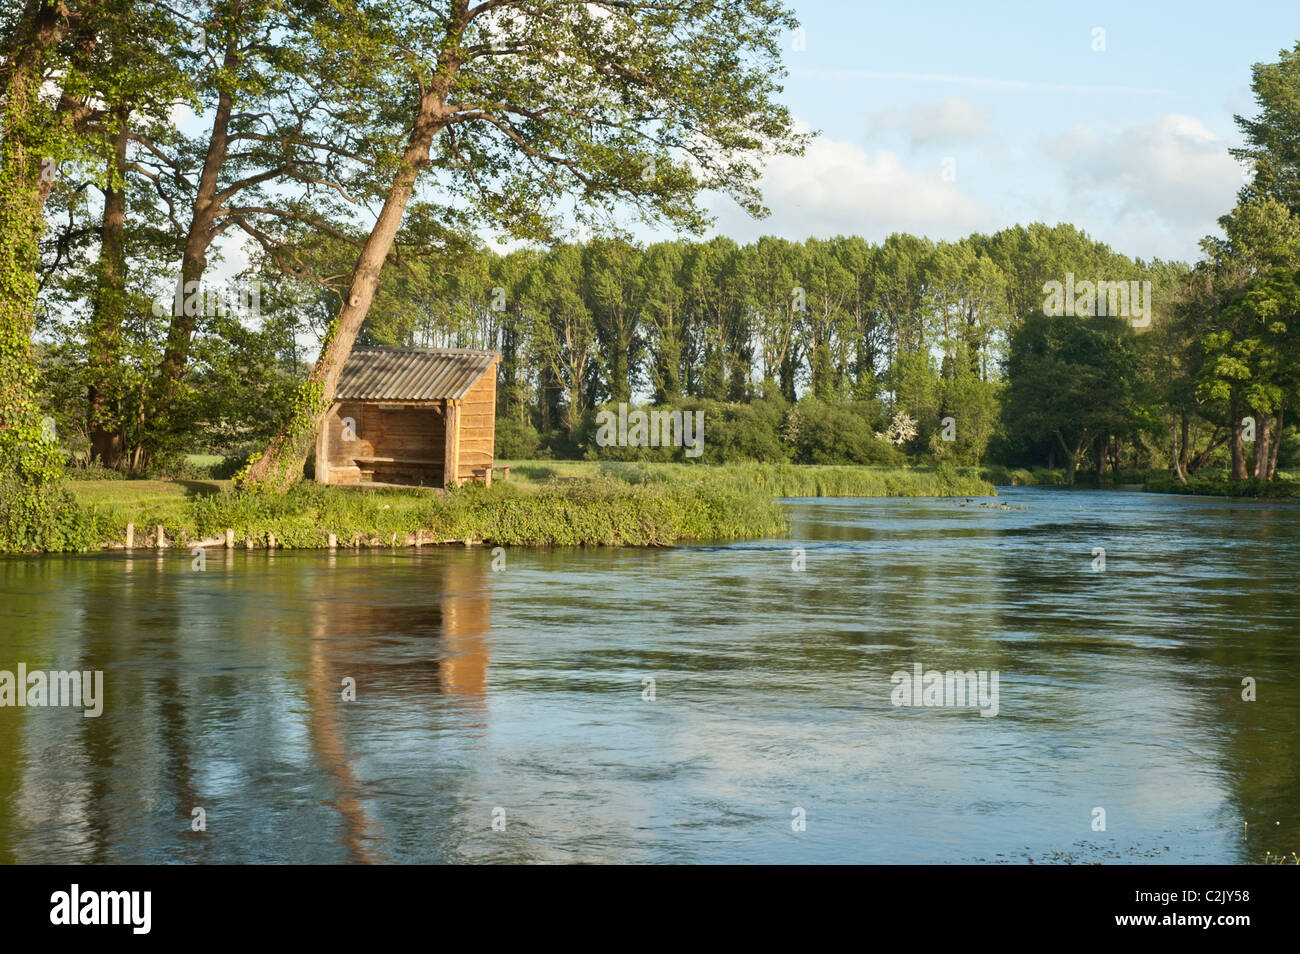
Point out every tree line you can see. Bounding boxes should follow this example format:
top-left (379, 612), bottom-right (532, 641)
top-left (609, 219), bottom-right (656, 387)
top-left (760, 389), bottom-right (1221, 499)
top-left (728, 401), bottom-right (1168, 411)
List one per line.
top-left (5, 2), bottom-right (1300, 510)
top-left (322, 224), bottom-right (1179, 469)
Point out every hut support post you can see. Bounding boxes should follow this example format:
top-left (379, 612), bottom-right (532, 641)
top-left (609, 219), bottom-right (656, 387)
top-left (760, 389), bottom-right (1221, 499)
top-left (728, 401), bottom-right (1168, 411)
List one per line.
top-left (443, 400), bottom-right (461, 489)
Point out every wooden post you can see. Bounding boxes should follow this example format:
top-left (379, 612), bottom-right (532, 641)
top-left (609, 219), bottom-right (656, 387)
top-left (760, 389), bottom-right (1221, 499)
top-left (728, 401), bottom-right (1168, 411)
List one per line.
top-left (156, 525), bottom-right (166, 549)
top-left (225, 528), bottom-right (234, 549)
top-left (267, 530), bottom-right (275, 549)
top-left (125, 522), bottom-right (134, 550)
top-left (443, 399), bottom-right (461, 489)
top-left (327, 532), bottom-right (337, 549)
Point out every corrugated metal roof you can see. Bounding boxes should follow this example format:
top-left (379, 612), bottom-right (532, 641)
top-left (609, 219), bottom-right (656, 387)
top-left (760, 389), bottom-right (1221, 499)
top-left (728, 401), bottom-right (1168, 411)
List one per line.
top-left (336, 347), bottom-right (500, 401)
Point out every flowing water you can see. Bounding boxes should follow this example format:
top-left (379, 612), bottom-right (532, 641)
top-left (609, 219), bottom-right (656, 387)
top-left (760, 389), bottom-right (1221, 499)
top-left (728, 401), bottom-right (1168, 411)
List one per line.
top-left (1, 487), bottom-right (1298, 864)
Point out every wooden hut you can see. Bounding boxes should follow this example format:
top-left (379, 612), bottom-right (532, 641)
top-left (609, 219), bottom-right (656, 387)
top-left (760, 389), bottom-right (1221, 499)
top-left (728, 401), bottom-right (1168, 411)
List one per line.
top-left (315, 347), bottom-right (501, 489)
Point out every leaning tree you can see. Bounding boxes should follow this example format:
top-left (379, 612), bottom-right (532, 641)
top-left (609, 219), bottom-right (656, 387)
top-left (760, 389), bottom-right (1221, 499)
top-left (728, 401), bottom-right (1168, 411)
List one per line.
top-left (238, 0), bottom-right (807, 491)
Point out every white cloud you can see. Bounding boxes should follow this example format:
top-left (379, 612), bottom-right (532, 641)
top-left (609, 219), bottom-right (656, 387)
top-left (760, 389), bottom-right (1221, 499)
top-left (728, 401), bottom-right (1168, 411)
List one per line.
top-left (707, 133), bottom-right (992, 242)
top-left (1045, 113), bottom-right (1243, 228)
top-left (871, 96), bottom-right (992, 149)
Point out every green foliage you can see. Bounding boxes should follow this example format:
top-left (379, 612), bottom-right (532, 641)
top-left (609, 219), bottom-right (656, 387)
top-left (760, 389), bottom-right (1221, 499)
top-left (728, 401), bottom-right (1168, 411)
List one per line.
top-left (697, 396), bottom-right (791, 463)
top-left (577, 395), bottom-right (790, 464)
top-left (17, 457), bottom-right (1002, 553)
top-left (781, 399), bottom-right (902, 465)
top-left (520, 459), bottom-right (992, 498)
top-left (1145, 472), bottom-right (1300, 498)
top-left (1233, 41), bottom-right (1300, 216)
top-left (495, 417), bottom-right (542, 459)
top-left (10, 6), bottom-right (1300, 514)
top-left (980, 465), bottom-right (1070, 487)
top-left (445, 477), bottom-right (786, 546)
top-left (723, 462), bottom-right (990, 498)
top-left (0, 475), bottom-right (97, 553)
top-left (1003, 311), bottom-right (1152, 480)
top-left (80, 473), bottom-right (791, 549)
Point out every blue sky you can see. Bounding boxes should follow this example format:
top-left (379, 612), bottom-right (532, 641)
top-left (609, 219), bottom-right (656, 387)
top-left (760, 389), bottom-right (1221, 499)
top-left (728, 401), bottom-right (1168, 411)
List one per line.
top-left (682, 0), bottom-right (1300, 263)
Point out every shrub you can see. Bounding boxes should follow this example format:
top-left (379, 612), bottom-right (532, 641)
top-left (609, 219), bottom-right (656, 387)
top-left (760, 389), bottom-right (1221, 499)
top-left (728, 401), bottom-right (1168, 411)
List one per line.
top-left (696, 395), bottom-right (790, 463)
top-left (211, 452), bottom-right (254, 480)
top-left (782, 399), bottom-right (903, 465)
top-left (0, 476), bottom-right (97, 553)
top-left (144, 452), bottom-right (215, 480)
top-left (495, 416), bottom-right (542, 459)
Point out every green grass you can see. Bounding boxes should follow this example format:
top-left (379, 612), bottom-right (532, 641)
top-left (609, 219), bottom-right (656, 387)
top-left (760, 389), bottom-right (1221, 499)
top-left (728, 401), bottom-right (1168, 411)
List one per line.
top-left (980, 465), bottom-right (1069, 486)
top-left (21, 461), bottom-right (997, 553)
top-left (64, 473), bottom-right (788, 549)
top-left (33, 457), bottom-right (1299, 554)
top-left (500, 459), bottom-right (995, 498)
top-left (67, 478), bottom-right (231, 533)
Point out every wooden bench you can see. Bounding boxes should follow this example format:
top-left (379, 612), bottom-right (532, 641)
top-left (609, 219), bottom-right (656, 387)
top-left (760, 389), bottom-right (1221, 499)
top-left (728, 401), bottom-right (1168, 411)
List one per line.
top-left (352, 456), bottom-right (441, 467)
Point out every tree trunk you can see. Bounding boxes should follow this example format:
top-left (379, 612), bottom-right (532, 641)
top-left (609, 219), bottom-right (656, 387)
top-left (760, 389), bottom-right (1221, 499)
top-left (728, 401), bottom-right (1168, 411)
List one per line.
top-left (1056, 430), bottom-right (1081, 485)
top-left (1171, 416), bottom-right (1187, 484)
top-left (608, 339), bottom-right (630, 404)
top-left (149, 39), bottom-right (239, 445)
top-left (240, 89), bottom-right (452, 491)
top-left (655, 336), bottom-right (682, 404)
top-left (1229, 395), bottom-right (1248, 480)
top-left (36, 22), bottom-right (100, 210)
top-left (1253, 412), bottom-right (1271, 480)
top-left (1268, 406), bottom-right (1283, 480)
top-left (87, 116), bottom-right (130, 468)
top-left (1178, 414), bottom-right (1189, 473)
top-left (541, 368), bottom-right (562, 434)
top-left (1188, 427), bottom-right (1226, 474)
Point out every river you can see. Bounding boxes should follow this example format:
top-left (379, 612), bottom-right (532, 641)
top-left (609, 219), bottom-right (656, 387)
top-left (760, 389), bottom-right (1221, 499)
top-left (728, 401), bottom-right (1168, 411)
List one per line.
top-left (1, 487), bottom-right (1297, 863)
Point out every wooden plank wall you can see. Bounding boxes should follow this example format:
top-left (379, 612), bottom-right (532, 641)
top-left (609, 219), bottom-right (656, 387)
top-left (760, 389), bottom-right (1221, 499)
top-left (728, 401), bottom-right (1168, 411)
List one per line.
top-left (326, 401), bottom-right (370, 466)
top-left (456, 360), bottom-right (498, 482)
top-left (321, 400), bottom-right (446, 486)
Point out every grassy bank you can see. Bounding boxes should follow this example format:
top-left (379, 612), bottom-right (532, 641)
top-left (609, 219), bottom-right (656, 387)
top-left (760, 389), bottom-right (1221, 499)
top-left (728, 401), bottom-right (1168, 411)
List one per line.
top-left (53, 476), bottom-right (785, 550)
top-left (979, 465), bottom-right (1151, 487)
top-left (502, 459), bottom-right (995, 498)
top-left (16, 456), bottom-right (1293, 555)
top-left (0, 461), bottom-right (998, 553)
top-left (1144, 472), bottom-right (1300, 498)
top-left (980, 463), bottom-right (1300, 498)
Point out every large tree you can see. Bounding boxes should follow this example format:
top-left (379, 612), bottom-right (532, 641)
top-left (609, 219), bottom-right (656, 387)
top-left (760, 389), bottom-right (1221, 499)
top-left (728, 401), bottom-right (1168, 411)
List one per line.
top-left (1233, 41), bottom-right (1300, 216)
top-left (1004, 311), bottom-right (1147, 484)
top-left (239, 0), bottom-right (806, 491)
top-left (0, 0), bottom-right (103, 491)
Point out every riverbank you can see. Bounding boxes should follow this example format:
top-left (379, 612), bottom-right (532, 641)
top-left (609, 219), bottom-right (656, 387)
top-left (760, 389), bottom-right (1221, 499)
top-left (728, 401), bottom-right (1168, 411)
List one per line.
top-left (1143, 472), bottom-right (1300, 498)
top-left (982, 464), bottom-right (1300, 498)
top-left (2, 461), bottom-right (996, 553)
